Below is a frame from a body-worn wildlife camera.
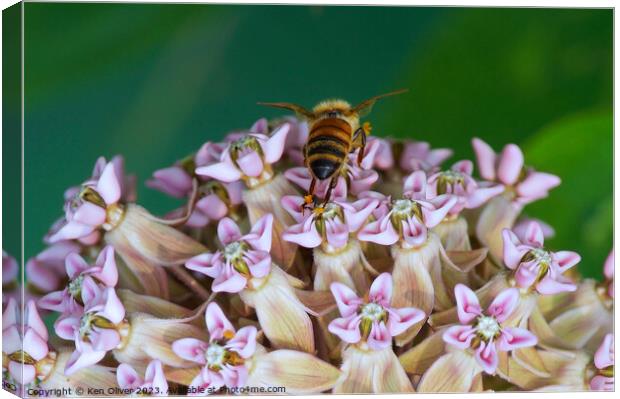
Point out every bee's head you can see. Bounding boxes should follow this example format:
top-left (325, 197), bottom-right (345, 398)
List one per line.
top-left (312, 99), bottom-right (352, 118)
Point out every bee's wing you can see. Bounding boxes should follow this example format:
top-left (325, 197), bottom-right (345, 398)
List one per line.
top-left (257, 102), bottom-right (314, 118)
top-left (348, 88), bottom-right (408, 117)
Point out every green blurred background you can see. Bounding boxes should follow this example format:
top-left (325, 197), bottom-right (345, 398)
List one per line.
top-left (16, 4), bottom-right (612, 278)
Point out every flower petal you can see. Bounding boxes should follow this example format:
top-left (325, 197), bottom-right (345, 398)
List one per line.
top-left (516, 172), bottom-right (561, 200)
top-left (368, 272), bottom-right (392, 306)
top-left (486, 288), bottom-right (519, 323)
top-left (328, 315), bottom-right (362, 344)
top-left (330, 282), bottom-right (362, 317)
top-left (26, 300), bottom-right (48, 340)
top-left (366, 321), bottom-right (392, 350)
top-left (552, 251), bottom-right (581, 273)
top-left (387, 307), bottom-right (426, 337)
top-left (22, 329), bottom-right (49, 361)
top-left (64, 346), bottom-right (107, 375)
top-left (171, 338), bottom-right (208, 364)
top-left (442, 325), bottom-right (477, 349)
top-left (471, 138), bottom-right (496, 181)
top-left (205, 302), bottom-right (235, 340)
top-left (474, 340), bottom-right (499, 374)
top-left (72, 202), bottom-right (107, 226)
top-left (262, 124), bottom-right (290, 164)
top-left (117, 363), bottom-right (142, 389)
top-left (244, 213), bottom-right (273, 252)
top-left (594, 333), bottom-right (614, 369)
top-left (236, 150), bottom-right (264, 177)
top-left (93, 245), bottom-right (119, 286)
top-left (454, 284), bottom-right (482, 324)
top-left (195, 161), bottom-right (242, 183)
top-left (357, 216), bottom-right (399, 245)
top-left (497, 144), bottom-right (523, 185)
top-left (185, 252), bottom-right (222, 278)
top-left (96, 162), bottom-right (122, 205)
top-left (226, 326), bottom-right (257, 359)
top-left (536, 274), bottom-right (576, 295)
top-left (502, 229), bottom-right (526, 269)
top-left (217, 217), bottom-right (242, 245)
top-left (497, 327), bottom-right (537, 351)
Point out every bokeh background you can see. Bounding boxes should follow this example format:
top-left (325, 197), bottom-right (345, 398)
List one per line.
top-left (15, 4), bottom-right (612, 278)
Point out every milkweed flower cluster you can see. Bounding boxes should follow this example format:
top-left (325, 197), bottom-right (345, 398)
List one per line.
top-left (2, 113), bottom-right (613, 396)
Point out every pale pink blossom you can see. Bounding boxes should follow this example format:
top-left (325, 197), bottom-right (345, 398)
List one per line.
top-left (512, 217), bottom-right (555, 241)
top-left (472, 138), bottom-right (560, 205)
top-left (185, 215), bottom-right (273, 293)
top-left (2, 251), bottom-right (18, 287)
top-left (117, 360), bottom-right (169, 396)
top-left (590, 333), bottom-right (614, 391)
top-left (328, 273), bottom-right (425, 350)
top-left (49, 161), bottom-right (124, 243)
top-left (281, 116), bottom-right (310, 165)
top-left (427, 160), bottom-right (504, 216)
top-left (281, 195), bottom-right (378, 251)
top-left (172, 303), bottom-right (257, 394)
top-left (25, 241), bottom-right (82, 294)
top-left (54, 286), bottom-right (126, 375)
top-left (195, 124), bottom-right (290, 183)
top-left (357, 171), bottom-right (456, 246)
top-left (39, 245), bottom-right (118, 315)
top-left (399, 140), bottom-right (453, 173)
top-left (2, 299), bottom-right (50, 385)
top-left (502, 221), bottom-right (580, 295)
top-left (443, 284), bottom-right (537, 374)
top-left (356, 137), bottom-right (394, 171)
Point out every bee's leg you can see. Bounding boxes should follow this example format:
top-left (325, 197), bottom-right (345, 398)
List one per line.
top-left (301, 177), bottom-right (317, 215)
top-left (322, 176), bottom-right (338, 206)
top-left (352, 122), bottom-right (371, 166)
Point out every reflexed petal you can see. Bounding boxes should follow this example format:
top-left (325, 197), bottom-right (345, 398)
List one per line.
top-left (328, 315), bottom-right (362, 344)
top-left (282, 217), bottom-right (322, 248)
top-left (523, 221), bottom-right (545, 247)
top-left (25, 300), bottom-right (48, 340)
top-left (280, 195), bottom-right (305, 222)
top-left (100, 288), bottom-right (125, 324)
top-left (552, 251), bottom-right (581, 273)
top-left (466, 184), bottom-right (504, 208)
top-left (72, 202), bottom-right (106, 227)
top-left (497, 327), bottom-right (537, 351)
top-left (54, 316), bottom-right (80, 340)
top-left (454, 284), bottom-right (482, 324)
top-left (367, 321), bottom-right (392, 350)
top-left (497, 144), bottom-right (523, 185)
top-left (486, 288), bottom-right (519, 323)
top-left (403, 170), bottom-right (427, 200)
top-left (236, 150), bottom-right (264, 177)
top-left (471, 138), bottom-right (496, 181)
top-left (171, 338), bottom-right (208, 364)
top-left (324, 218), bottom-right (348, 249)
top-left (349, 169), bottom-right (378, 195)
top-left (226, 326), bottom-right (257, 359)
top-left (96, 162), bottom-right (122, 205)
top-left (387, 307), bottom-right (426, 337)
top-left (536, 274), bottom-right (576, 295)
top-left (443, 325), bottom-right (476, 349)
top-left (516, 172), bottom-right (561, 199)
top-left (49, 220), bottom-right (95, 242)
top-left (357, 216), bottom-right (399, 245)
top-left (217, 217), bottom-right (242, 245)
top-left (262, 124), bottom-right (290, 163)
top-left (424, 195), bottom-right (457, 227)
top-left (147, 166), bottom-right (193, 198)
top-left (186, 252), bottom-right (222, 278)
top-left (117, 363), bottom-right (142, 389)
top-left (64, 346), bottom-right (107, 375)
top-left (22, 329), bottom-right (49, 361)
top-left (205, 302), bottom-right (235, 340)
top-left (502, 229), bottom-right (525, 269)
top-left (244, 250), bottom-right (271, 278)
top-left (244, 213), bottom-right (274, 252)
top-left (594, 333), bottom-right (614, 369)
top-left (65, 252), bottom-right (90, 278)
top-left (195, 161), bottom-right (242, 183)
top-left (93, 245), bottom-right (119, 286)
top-left (474, 340), bottom-right (499, 374)
top-left (368, 273), bottom-right (393, 306)
top-left (401, 216), bottom-right (428, 247)
top-left (344, 197), bottom-right (379, 232)
top-left (91, 328), bottom-right (121, 351)
top-left (212, 270), bottom-right (247, 293)
top-left (38, 290), bottom-right (69, 313)
top-left (330, 282), bottom-right (363, 317)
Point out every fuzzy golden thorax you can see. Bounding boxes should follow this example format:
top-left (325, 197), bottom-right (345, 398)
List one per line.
top-left (311, 99), bottom-right (360, 131)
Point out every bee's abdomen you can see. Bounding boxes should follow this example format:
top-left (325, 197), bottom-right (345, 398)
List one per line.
top-left (306, 118), bottom-right (352, 180)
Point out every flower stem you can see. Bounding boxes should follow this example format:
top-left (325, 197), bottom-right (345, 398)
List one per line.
top-left (168, 265), bottom-right (211, 301)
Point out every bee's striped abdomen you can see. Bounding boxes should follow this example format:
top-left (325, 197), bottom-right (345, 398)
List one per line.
top-left (305, 118), bottom-right (352, 180)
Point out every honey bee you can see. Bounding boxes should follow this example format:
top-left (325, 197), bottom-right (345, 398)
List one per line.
top-left (259, 89), bottom-right (407, 206)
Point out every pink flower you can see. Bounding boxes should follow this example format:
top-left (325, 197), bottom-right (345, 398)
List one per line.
top-left (195, 124), bottom-right (290, 183)
top-left (356, 137), bottom-right (395, 171)
top-left (281, 195), bottom-right (378, 251)
top-left (512, 217), bottom-right (555, 241)
top-left (147, 142), bottom-right (223, 198)
top-left (185, 181), bottom-right (243, 228)
top-left (427, 160), bottom-right (504, 216)
top-left (357, 171), bottom-right (456, 246)
top-left (172, 303), bottom-right (257, 394)
top-left (285, 165), bottom-right (378, 199)
top-left (603, 250), bottom-right (614, 298)
top-left (328, 273), bottom-right (425, 350)
top-left (281, 116), bottom-right (310, 165)
top-left (443, 284), bottom-right (537, 374)
top-left (25, 241), bottom-right (82, 294)
top-left (502, 221), bottom-right (580, 295)
top-left (117, 360), bottom-right (169, 396)
top-left (54, 286), bottom-right (126, 375)
top-left (2, 251), bottom-right (18, 287)
top-left (399, 140), bottom-right (453, 173)
top-left (472, 138), bottom-right (561, 205)
top-left (49, 161), bottom-right (124, 243)
top-left (590, 333), bottom-right (614, 391)
top-left (39, 245), bottom-right (118, 315)
top-left (2, 299), bottom-right (50, 385)
top-left (185, 215), bottom-right (273, 293)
